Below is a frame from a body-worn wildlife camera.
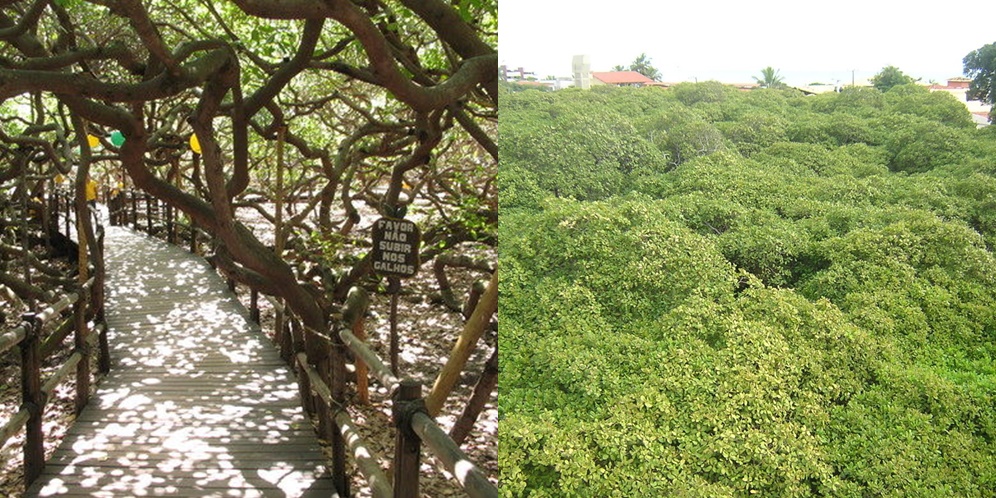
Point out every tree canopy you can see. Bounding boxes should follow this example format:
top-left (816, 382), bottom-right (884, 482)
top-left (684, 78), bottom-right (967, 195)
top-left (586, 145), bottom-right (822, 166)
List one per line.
top-left (500, 81), bottom-right (996, 495)
top-left (964, 42), bottom-right (996, 120)
top-left (0, 0), bottom-right (497, 336)
top-left (624, 52), bottom-right (661, 81)
top-left (870, 65), bottom-right (918, 92)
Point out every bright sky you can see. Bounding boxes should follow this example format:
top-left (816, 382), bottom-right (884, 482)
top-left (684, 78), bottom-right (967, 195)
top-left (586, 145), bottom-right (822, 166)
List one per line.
top-left (499, 0), bottom-right (996, 86)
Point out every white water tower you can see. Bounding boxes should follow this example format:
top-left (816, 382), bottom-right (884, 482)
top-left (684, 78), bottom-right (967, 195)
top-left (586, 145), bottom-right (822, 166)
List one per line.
top-left (573, 55), bottom-right (591, 89)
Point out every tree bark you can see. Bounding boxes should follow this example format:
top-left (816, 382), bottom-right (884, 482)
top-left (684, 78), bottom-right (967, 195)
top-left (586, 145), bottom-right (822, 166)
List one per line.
top-left (449, 346), bottom-right (497, 446)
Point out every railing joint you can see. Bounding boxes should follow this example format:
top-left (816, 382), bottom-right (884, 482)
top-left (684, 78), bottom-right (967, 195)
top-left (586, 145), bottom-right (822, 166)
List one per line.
top-left (392, 390), bottom-right (427, 450)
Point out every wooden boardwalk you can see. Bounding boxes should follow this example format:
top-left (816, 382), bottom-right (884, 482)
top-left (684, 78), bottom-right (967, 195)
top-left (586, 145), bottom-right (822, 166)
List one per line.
top-left (26, 226), bottom-right (337, 497)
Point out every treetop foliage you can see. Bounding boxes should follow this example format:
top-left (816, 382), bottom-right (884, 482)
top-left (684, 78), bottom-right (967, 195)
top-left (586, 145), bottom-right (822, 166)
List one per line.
top-left (500, 80), bottom-right (996, 495)
top-left (615, 53), bottom-right (661, 81)
top-left (1, 0), bottom-right (497, 331)
top-left (964, 41), bottom-right (996, 121)
top-left (869, 65), bottom-right (918, 92)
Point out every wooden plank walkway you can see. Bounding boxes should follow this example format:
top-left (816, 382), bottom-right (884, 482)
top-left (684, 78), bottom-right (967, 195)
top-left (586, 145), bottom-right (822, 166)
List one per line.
top-left (26, 226), bottom-right (337, 497)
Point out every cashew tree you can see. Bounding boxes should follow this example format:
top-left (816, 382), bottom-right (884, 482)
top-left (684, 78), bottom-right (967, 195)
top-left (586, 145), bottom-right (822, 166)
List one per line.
top-left (0, 0), bottom-right (497, 343)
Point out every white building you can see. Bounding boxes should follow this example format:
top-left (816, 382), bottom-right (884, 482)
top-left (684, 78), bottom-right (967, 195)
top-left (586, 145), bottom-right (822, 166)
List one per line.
top-left (572, 55), bottom-right (591, 90)
top-left (929, 77), bottom-right (991, 126)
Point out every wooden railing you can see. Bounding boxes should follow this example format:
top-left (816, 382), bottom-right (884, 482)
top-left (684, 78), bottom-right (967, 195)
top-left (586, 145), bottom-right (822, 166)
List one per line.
top-left (108, 189), bottom-right (208, 254)
top-left (120, 189), bottom-right (498, 497)
top-left (1, 192), bottom-right (108, 490)
top-left (286, 289), bottom-right (498, 498)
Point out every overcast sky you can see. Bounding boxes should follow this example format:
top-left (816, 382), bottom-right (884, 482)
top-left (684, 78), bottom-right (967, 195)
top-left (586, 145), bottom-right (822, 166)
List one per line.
top-left (499, 0), bottom-right (996, 86)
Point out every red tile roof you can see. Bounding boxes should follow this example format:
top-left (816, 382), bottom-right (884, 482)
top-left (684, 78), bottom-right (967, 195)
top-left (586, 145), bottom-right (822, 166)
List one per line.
top-left (591, 71), bottom-right (655, 84)
top-left (931, 77), bottom-right (973, 90)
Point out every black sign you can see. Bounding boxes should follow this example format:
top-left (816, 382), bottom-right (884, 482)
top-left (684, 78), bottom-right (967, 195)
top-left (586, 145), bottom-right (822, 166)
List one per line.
top-left (371, 217), bottom-right (421, 278)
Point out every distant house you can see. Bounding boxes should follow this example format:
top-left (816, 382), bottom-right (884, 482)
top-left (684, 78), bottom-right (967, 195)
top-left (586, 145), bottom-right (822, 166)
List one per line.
top-left (929, 77), bottom-right (991, 126)
top-left (591, 71), bottom-right (655, 87)
top-left (793, 83), bottom-right (841, 95)
top-left (932, 77), bottom-right (972, 89)
top-left (731, 82), bottom-right (761, 91)
top-left (509, 80), bottom-right (556, 91)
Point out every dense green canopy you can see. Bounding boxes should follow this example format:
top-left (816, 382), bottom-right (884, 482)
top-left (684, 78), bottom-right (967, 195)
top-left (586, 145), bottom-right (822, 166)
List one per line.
top-left (500, 82), bottom-right (996, 496)
top-left (0, 0), bottom-right (497, 332)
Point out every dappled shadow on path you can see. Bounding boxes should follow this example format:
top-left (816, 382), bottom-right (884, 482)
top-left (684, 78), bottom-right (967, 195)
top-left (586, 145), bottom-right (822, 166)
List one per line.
top-left (28, 228), bottom-right (335, 497)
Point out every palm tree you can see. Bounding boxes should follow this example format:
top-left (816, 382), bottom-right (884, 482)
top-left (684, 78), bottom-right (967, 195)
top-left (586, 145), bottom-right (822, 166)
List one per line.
top-left (754, 66), bottom-right (786, 89)
top-left (629, 53), bottom-right (661, 81)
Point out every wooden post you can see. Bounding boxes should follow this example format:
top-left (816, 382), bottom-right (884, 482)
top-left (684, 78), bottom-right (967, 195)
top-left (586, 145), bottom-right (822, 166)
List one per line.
top-left (168, 159), bottom-right (178, 243)
top-left (104, 189), bottom-right (112, 226)
top-left (296, 371), bottom-right (314, 418)
top-left (97, 306), bottom-right (110, 374)
top-left (144, 192), bottom-right (153, 234)
top-left (64, 191), bottom-right (71, 235)
top-left (20, 313), bottom-right (44, 486)
top-left (279, 313), bottom-right (293, 364)
top-left (343, 287), bottom-right (370, 405)
top-left (95, 225), bottom-right (109, 374)
top-left (166, 202), bottom-right (175, 244)
top-left (110, 190), bottom-right (117, 227)
top-left (329, 330), bottom-right (349, 497)
top-left (290, 318), bottom-right (311, 411)
top-left (249, 289), bottom-right (260, 323)
top-left (393, 380), bottom-right (422, 498)
top-left (73, 292), bottom-right (90, 415)
top-left (130, 191), bottom-right (138, 230)
top-left (274, 304), bottom-right (287, 357)
top-left (274, 307), bottom-right (288, 362)
top-left (156, 199), bottom-right (163, 235)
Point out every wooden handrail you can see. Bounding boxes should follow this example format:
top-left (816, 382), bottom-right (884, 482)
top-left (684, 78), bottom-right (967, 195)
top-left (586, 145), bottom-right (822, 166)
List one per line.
top-left (296, 353), bottom-right (334, 408)
top-left (0, 324), bottom-right (102, 451)
top-left (34, 292), bottom-right (78, 324)
top-left (335, 410), bottom-right (393, 498)
top-left (0, 324), bottom-right (28, 356)
top-left (411, 412), bottom-right (498, 498)
top-left (40, 351), bottom-right (83, 399)
top-left (32, 277), bottom-right (93, 324)
top-left (0, 187), bottom-right (107, 491)
top-left (0, 409), bottom-right (30, 449)
top-left (339, 327), bottom-right (400, 390)
top-left (296, 352), bottom-right (393, 498)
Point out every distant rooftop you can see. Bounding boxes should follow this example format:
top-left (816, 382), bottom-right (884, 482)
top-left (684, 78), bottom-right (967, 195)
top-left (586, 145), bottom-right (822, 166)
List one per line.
top-left (591, 71), bottom-right (655, 85)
